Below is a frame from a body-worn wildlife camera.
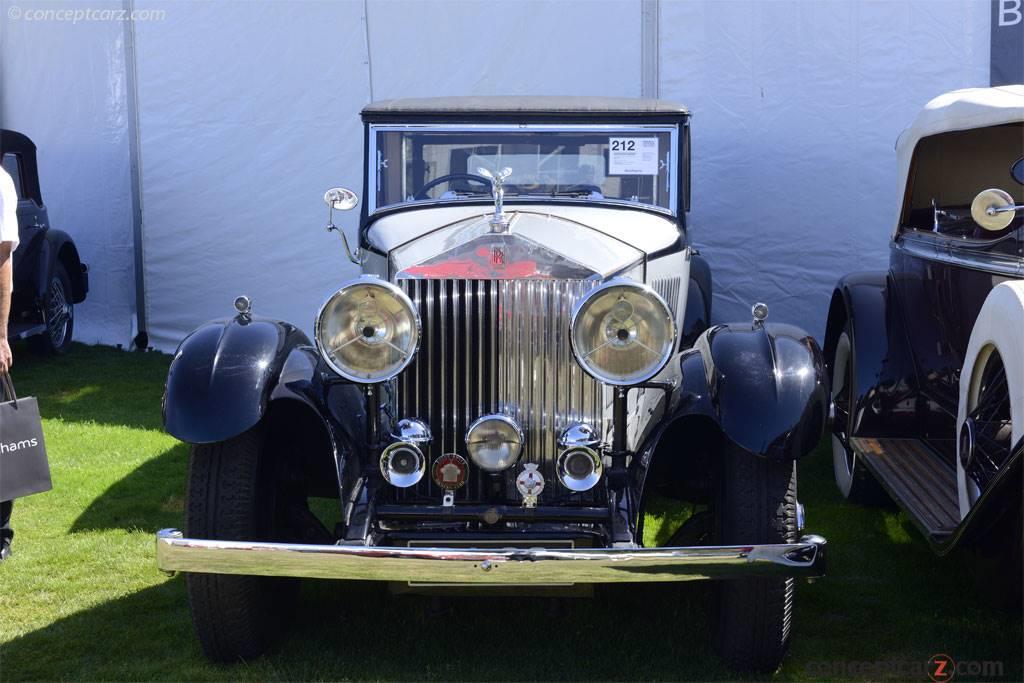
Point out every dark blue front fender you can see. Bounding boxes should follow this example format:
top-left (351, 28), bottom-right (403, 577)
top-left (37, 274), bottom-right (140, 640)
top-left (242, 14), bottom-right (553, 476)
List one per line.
top-left (163, 316), bottom-right (314, 444)
top-left (676, 321), bottom-right (829, 460)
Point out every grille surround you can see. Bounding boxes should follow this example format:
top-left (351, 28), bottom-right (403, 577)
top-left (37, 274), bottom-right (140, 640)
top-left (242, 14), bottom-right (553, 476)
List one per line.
top-left (392, 278), bottom-right (607, 504)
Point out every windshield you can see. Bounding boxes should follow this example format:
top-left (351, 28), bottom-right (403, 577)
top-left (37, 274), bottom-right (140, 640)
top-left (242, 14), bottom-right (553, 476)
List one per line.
top-left (370, 125), bottom-right (676, 213)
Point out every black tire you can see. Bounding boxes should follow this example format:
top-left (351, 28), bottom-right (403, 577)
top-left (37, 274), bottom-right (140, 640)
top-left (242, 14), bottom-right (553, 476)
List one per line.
top-left (185, 427), bottom-right (298, 663)
top-left (829, 324), bottom-right (888, 505)
top-left (30, 263), bottom-right (74, 355)
top-left (711, 442), bottom-right (796, 673)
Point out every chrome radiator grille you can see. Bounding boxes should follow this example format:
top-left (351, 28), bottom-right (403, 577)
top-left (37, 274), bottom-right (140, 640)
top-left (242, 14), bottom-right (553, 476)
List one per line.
top-left (394, 278), bottom-right (605, 502)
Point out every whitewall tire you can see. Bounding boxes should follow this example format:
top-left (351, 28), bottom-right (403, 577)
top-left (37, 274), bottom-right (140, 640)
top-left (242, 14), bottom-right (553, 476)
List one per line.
top-left (957, 282), bottom-right (1024, 519)
top-left (830, 327), bottom-right (885, 503)
top-left (831, 331), bottom-right (856, 497)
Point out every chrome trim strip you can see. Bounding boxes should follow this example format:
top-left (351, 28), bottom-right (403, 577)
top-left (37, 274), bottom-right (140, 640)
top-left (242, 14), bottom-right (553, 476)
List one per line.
top-left (426, 280), bottom-right (433, 432)
top-left (453, 280), bottom-right (461, 454)
top-left (477, 280), bottom-right (484, 417)
top-left (440, 281), bottom-right (448, 453)
top-left (651, 276), bottom-right (682, 318)
top-left (896, 235), bottom-right (1023, 277)
top-left (462, 282), bottom-right (468, 436)
top-left (157, 529), bottom-right (827, 583)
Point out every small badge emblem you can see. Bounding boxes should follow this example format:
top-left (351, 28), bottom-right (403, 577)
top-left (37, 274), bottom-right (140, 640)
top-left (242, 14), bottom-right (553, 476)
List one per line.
top-left (432, 453), bottom-right (468, 491)
top-left (515, 463), bottom-right (545, 508)
top-left (490, 247), bottom-right (505, 267)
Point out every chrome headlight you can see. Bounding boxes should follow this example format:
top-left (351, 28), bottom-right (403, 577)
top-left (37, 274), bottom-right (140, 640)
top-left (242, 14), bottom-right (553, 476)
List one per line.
top-left (465, 414), bottom-right (524, 472)
top-left (570, 279), bottom-right (676, 386)
top-left (315, 277), bottom-right (419, 383)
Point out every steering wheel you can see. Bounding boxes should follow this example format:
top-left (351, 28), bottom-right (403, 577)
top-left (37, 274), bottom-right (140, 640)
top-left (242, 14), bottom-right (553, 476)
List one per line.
top-left (414, 173), bottom-right (492, 200)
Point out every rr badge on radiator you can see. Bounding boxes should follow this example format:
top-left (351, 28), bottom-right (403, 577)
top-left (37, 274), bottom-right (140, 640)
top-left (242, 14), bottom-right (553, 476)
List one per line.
top-left (516, 463), bottom-right (545, 508)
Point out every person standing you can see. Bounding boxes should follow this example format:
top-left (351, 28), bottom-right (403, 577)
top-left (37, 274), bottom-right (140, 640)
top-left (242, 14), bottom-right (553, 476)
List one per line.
top-left (0, 161), bottom-right (20, 560)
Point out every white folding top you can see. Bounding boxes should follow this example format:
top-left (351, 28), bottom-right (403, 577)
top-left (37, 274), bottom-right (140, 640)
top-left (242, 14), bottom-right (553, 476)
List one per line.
top-left (894, 85), bottom-right (1024, 235)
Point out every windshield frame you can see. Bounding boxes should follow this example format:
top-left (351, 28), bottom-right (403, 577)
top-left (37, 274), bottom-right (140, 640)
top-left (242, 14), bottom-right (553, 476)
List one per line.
top-left (365, 122), bottom-right (680, 217)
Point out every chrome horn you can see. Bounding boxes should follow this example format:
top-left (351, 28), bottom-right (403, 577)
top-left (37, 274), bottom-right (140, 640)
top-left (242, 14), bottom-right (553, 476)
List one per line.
top-left (380, 441), bottom-right (427, 488)
top-left (556, 423), bottom-right (603, 492)
top-left (380, 419), bottom-right (431, 488)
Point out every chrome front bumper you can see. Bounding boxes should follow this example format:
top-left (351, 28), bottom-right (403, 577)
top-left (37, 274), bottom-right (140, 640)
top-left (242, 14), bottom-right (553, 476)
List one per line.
top-left (156, 529), bottom-right (827, 584)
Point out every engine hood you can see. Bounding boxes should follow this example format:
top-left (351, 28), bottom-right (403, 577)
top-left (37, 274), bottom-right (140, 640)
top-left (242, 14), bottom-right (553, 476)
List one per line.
top-left (365, 204), bottom-right (679, 280)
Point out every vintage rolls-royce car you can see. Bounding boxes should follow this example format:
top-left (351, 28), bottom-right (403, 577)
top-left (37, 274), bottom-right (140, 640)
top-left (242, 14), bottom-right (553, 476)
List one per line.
top-left (157, 97), bottom-right (828, 671)
top-left (825, 86), bottom-right (1023, 585)
top-left (1, 130), bottom-right (89, 353)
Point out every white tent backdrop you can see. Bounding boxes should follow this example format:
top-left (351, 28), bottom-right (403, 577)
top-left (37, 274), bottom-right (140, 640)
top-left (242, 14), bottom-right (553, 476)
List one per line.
top-left (0, 0), bottom-right (993, 352)
top-left (0, 0), bottom-right (136, 345)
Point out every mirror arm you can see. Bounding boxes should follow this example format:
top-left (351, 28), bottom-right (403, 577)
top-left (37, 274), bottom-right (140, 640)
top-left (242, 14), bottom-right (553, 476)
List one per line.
top-left (338, 227), bottom-right (363, 265)
top-left (325, 206), bottom-right (363, 265)
top-left (987, 204), bottom-right (1024, 216)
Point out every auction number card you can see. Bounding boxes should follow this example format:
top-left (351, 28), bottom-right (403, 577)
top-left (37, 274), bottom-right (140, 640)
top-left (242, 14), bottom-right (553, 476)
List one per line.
top-left (608, 137), bottom-right (659, 175)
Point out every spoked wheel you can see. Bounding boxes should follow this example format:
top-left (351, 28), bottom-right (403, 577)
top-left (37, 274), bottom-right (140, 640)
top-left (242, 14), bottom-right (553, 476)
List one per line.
top-left (959, 348), bottom-right (1013, 512)
top-left (959, 347), bottom-right (1021, 606)
top-left (31, 263), bottom-right (75, 355)
top-left (830, 326), bottom-right (886, 504)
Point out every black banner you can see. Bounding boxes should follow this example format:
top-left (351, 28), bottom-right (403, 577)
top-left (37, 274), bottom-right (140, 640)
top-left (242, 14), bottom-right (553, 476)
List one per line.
top-left (992, 1), bottom-right (1024, 86)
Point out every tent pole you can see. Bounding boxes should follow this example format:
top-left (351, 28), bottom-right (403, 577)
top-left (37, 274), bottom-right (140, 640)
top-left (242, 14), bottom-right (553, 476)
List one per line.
top-left (641, 0), bottom-right (660, 99)
top-left (123, 0), bottom-right (148, 350)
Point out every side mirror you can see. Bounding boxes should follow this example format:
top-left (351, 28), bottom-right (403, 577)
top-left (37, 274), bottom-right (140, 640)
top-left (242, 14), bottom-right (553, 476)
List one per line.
top-left (324, 187), bottom-right (359, 211)
top-left (1011, 158), bottom-right (1024, 185)
top-left (322, 187), bottom-right (361, 264)
top-left (971, 188), bottom-right (1024, 232)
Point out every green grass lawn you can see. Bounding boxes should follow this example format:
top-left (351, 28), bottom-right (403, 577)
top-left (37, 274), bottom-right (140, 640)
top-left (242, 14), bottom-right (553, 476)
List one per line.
top-left (0, 344), bottom-right (1021, 681)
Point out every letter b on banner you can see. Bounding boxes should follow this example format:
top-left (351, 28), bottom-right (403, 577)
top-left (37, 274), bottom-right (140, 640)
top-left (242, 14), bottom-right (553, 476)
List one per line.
top-left (999, 0), bottom-right (1022, 25)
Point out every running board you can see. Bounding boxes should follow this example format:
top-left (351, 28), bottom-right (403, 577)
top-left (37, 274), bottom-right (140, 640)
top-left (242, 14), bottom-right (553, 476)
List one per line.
top-left (850, 437), bottom-right (960, 542)
top-left (7, 322), bottom-right (46, 340)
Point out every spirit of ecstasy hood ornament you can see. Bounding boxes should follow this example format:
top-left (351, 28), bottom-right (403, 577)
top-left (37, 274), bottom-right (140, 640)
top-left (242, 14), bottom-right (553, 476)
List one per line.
top-left (477, 166), bottom-right (513, 232)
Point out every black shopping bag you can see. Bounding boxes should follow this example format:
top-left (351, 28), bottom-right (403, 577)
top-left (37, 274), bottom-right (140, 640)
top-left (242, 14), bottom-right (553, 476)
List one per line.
top-left (0, 372), bottom-right (51, 502)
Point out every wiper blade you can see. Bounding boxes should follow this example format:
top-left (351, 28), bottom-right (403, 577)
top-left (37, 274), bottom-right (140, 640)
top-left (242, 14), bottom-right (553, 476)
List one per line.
top-left (549, 190), bottom-right (596, 197)
top-left (506, 189), bottom-right (596, 198)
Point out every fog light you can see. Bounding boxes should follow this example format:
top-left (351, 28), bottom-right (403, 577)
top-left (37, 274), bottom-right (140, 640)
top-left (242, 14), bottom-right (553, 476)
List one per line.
top-left (380, 442), bottom-right (426, 488)
top-left (465, 414), bottom-right (523, 472)
top-left (556, 447), bottom-right (603, 492)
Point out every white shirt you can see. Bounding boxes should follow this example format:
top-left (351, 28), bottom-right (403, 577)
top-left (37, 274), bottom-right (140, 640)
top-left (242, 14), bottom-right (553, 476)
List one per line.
top-left (0, 165), bottom-right (19, 253)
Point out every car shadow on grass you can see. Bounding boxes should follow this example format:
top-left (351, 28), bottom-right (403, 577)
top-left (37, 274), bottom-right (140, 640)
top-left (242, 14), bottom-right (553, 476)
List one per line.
top-left (0, 576), bottom-right (747, 681)
top-left (9, 342), bottom-right (171, 432)
top-left (69, 443), bottom-right (189, 534)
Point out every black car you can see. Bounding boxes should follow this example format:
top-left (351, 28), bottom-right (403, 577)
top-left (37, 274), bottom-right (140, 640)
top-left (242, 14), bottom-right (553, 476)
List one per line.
top-left (1, 130), bottom-right (89, 353)
top-left (156, 97), bottom-right (828, 672)
top-left (825, 86), bottom-right (1023, 582)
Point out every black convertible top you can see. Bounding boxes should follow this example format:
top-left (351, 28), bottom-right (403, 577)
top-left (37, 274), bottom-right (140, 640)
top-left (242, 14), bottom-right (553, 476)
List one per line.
top-left (361, 96), bottom-right (689, 123)
top-left (0, 129), bottom-right (37, 156)
top-left (1, 129), bottom-right (42, 203)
